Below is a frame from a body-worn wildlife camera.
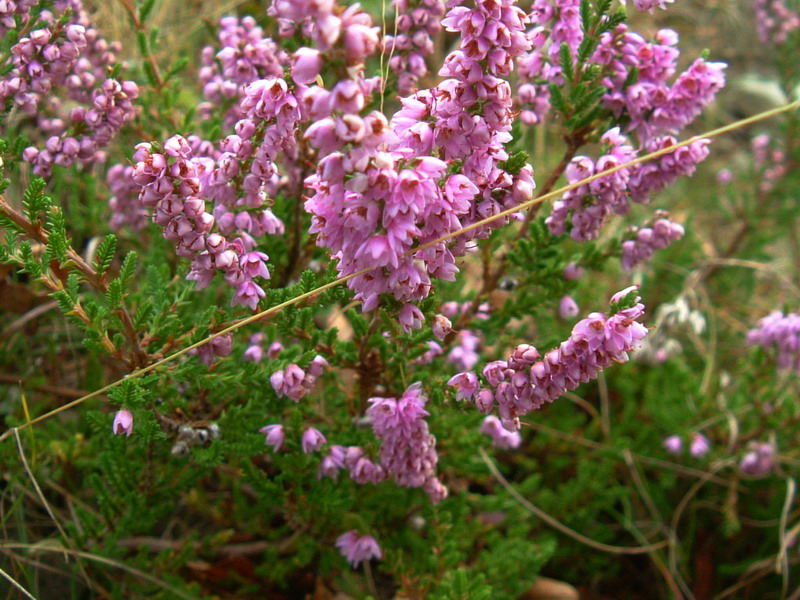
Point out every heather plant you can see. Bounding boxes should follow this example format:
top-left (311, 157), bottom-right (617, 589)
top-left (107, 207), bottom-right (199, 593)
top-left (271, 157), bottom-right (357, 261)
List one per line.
top-left (0, 0), bottom-right (799, 598)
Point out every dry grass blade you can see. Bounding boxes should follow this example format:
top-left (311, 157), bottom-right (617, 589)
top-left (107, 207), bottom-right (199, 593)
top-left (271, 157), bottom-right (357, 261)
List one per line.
top-left (0, 564), bottom-right (38, 600)
top-left (0, 99), bottom-right (798, 445)
top-left (0, 542), bottom-right (197, 600)
top-left (479, 447), bottom-right (669, 555)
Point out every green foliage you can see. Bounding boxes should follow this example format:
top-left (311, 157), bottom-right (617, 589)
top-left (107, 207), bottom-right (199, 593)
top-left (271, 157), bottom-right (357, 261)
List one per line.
top-left (94, 234), bottom-right (117, 275)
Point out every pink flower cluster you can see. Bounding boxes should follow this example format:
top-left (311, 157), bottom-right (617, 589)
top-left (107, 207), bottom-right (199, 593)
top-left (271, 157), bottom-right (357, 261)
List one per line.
top-left (516, 0), bottom-right (580, 125)
top-left (629, 0), bottom-right (674, 12)
top-left (1, 0), bottom-right (139, 176)
top-left (546, 127), bottom-right (707, 241)
top-left (448, 329), bottom-right (480, 371)
top-left (448, 287), bottom-right (648, 431)
top-left (384, 0), bottom-right (446, 95)
top-left (189, 333), bottom-right (233, 366)
top-left (108, 164), bottom-right (148, 232)
top-left (317, 444), bottom-right (384, 483)
top-left (197, 16), bottom-right (286, 126)
top-left (480, 415), bottom-right (522, 448)
top-left (621, 211), bottom-right (685, 271)
top-left (753, 0), bottom-right (800, 45)
top-left (518, 9), bottom-right (723, 242)
top-left (0, 0), bottom-right (37, 36)
top-left (243, 334), bottom-right (282, 363)
top-left (132, 136), bottom-right (273, 310)
top-left (299, 0), bottom-right (478, 324)
top-left (270, 355), bottom-right (328, 401)
top-left (394, 0), bottom-right (535, 246)
top-left (752, 134), bottom-right (787, 193)
top-left (259, 424), bottom-right (327, 454)
top-left (597, 26), bottom-right (726, 142)
top-left (366, 382), bottom-right (447, 502)
top-left (335, 531), bottom-right (382, 568)
top-left (740, 441), bottom-right (776, 477)
top-left (747, 312), bottom-right (800, 373)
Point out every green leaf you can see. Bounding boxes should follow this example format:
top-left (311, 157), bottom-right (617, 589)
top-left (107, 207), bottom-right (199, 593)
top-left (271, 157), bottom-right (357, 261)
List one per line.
top-left (66, 272), bottom-right (80, 302)
top-left (149, 26), bottom-right (160, 51)
top-left (165, 56), bottom-right (189, 81)
top-left (595, 0), bottom-right (612, 16)
top-left (45, 206), bottom-right (68, 263)
top-left (143, 61), bottom-right (158, 87)
top-left (23, 177), bottom-right (50, 223)
top-left (51, 289), bottom-right (74, 314)
top-left (18, 241), bottom-right (42, 277)
top-left (138, 0), bottom-right (156, 22)
top-left (548, 83), bottom-right (568, 117)
top-left (94, 234), bottom-right (117, 275)
top-left (0, 212), bottom-right (25, 236)
top-left (106, 278), bottom-right (123, 309)
top-left (119, 251), bottom-right (138, 292)
top-left (559, 43), bottom-right (574, 87)
top-left (608, 287), bottom-right (639, 314)
top-left (580, 0), bottom-right (591, 30)
top-left (498, 151), bottom-right (529, 176)
top-left (299, 269), bottom-right (317, 294)
top-left (136, 30), bottom-right (149, 56)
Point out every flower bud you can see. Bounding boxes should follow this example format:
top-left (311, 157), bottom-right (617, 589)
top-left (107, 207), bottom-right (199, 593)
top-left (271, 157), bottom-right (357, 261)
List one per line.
top-left (112, 409), bottom-right (134, 436)
top-left (291, 47), bottom-right (323, 84)
top-left (301, 427), bottom-right (327, 454)
top-left (559, 295), bottom-right (580, 319)
top-left (259, 424), bottom-right (285, 451)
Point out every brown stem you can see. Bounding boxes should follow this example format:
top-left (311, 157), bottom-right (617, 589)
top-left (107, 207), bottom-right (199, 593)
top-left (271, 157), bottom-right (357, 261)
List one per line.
top-left (116, 0), bottom-right (165, 90)
top-left (0, 374), bottom-right (89, 398)
top-left (0, 195), bottom-right (149, 368)
top-left (517, 133), bottom-right (584, 237)
top-left (455, 137), bottom-right (584, 327)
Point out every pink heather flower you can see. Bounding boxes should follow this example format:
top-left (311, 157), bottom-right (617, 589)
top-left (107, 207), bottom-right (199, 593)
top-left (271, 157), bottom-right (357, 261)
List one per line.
top-left (112, 410), bottom-right (134, 436)
top-left (432, 314), bottom-right (452, 340)
top-left (747, 312), bottom-right (800, 373)
top-left (308, 355), bottom-right (329, 377)
top-left (267, 341), bottom-right (283, 359)
top-left (630, 0), bottom-right (674, 12)
top-left (447, 371), bottom-right (479, 401)
top-left (663, 435), bottom-right (682, 455)
top-left (399, 303), bottom-right (425, 333)
top-left (690, 433), bottom-right (710, 457)
top-left (291, 47), bottom-right (323, 84)
top-left (301, 427), bottom-right (327, 454)
top-left (473, 288), bottom-right (648, 430)
top-left (563, 263), bottom-right (585, 280)
top-left (191, 333), bottom-right (234, 366)
top-left (559, 295), bottom-right (580, 319)
top-left (335, 531), bottom-right (382, 568)
top-left (270, 364), bottom-right (309, 401)
top-left (367, 383), bottom-right (446, 502)
top-left (716, 168), bottom-right (733, 184)
top-left (448, 330), bottom-right (480, 371)
top-left (739, 442), bottom-right (776, 477)
top-left (621, 212), bottom-right (685, 271)
top-left (480, 416), bottom-right (522, 449)
top-left (475, 388), bottom-right (495, 414)
top-left (233, 280), bottom-right (266, 310)
top-left (259, 424), bottom-right (284, 451)
top-left (243, 344), bottom-right (264, 363)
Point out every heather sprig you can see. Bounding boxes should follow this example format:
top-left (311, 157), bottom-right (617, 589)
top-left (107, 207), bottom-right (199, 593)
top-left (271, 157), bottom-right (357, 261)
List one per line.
top-left (1, 0), bottom-right (799, 597)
